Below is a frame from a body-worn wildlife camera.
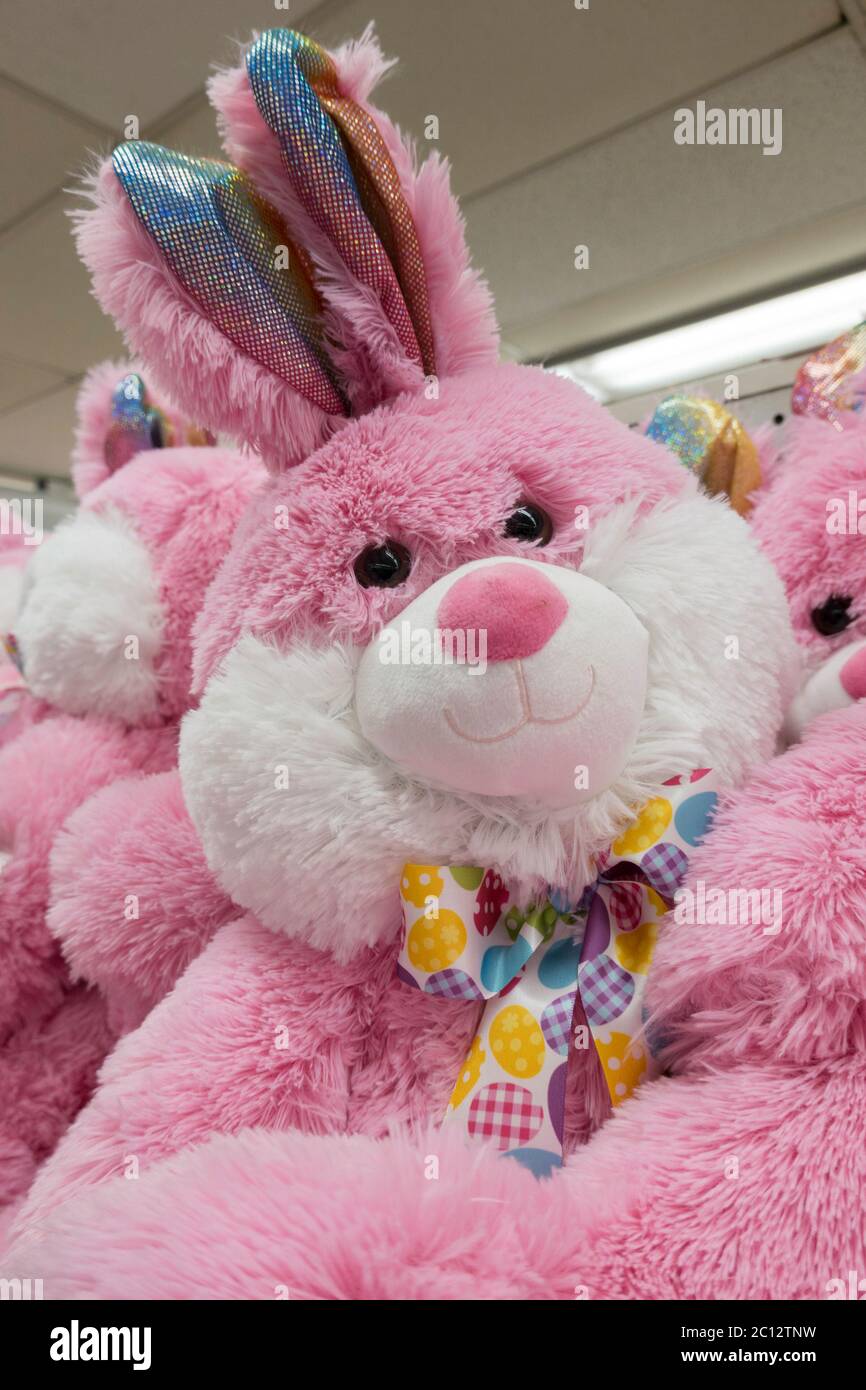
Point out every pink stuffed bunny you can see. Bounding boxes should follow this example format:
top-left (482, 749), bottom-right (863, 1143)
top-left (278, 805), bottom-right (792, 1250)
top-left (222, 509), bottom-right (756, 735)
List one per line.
top-left (3, 26), bottom-right (798, 1294)
top-left (0, 535), bottom-right (37, 750)
top-left (0, 362), bottom-right (261, 1207)
top-left (752, 346), bottom-right (866, 741)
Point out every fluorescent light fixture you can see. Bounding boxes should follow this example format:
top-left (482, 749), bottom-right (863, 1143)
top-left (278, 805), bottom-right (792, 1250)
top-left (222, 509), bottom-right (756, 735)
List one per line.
top-left (553, 269), bottom-right (866, 403)
top-left (0, 473), bottom-right (39, 493)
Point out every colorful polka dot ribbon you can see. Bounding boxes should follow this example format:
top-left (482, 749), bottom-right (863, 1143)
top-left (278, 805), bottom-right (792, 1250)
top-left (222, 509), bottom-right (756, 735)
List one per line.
top-left (396, 770), bottom-right (719, 1177)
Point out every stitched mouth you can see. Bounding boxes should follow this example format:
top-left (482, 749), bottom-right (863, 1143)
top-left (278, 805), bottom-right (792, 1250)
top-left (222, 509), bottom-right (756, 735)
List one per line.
top-left (444, 661), bottom-right (595, 745)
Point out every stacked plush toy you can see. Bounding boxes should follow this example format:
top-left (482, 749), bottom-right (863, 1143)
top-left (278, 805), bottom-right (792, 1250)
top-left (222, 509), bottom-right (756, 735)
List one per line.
top-left (0, 363), bottom-right (261, 1208)
top-left (0, 24), bottom-right (822, 1301)
top-left (0, 533), bottom-right (38, 751)
top-left (2, 25), bottom-right (865, 1302)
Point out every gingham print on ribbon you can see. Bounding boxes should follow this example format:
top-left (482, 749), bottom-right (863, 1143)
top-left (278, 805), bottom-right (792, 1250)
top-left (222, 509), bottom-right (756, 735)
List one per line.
top-left (396, 769), bottom-right (720, 1177)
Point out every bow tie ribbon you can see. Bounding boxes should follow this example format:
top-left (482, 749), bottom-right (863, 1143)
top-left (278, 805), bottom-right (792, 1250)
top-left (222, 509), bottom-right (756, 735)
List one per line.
top-left (396, 770), bottom-right (719, 1177)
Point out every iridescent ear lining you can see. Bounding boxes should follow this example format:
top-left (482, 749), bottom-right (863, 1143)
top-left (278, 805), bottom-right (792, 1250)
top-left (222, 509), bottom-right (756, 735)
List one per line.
top-left (104, 372), bottom-right (217, 472)
top-left (247, 28), bottom-right (435, 376)
top-left (792, 323), bottom-right (866, 427)
top-left (646, 396), bottom-right (761, 517)
top-left (104, 371), bottom-right (169, 473)
top-left (293, 32), bottom-right (436, 377)
top-left (111, 142), bottom-right (348, 418)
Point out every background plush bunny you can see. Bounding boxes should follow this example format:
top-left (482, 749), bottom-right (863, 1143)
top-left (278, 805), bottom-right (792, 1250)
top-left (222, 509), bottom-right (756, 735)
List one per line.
top-left (752, 331), bottom-right (866, 741)
top-left (3, 26), bottom-right (798, 1290)
top-left (0, 533), bottom-right (39, 752)
top-left (0, 362), bottom-right (261, 1208)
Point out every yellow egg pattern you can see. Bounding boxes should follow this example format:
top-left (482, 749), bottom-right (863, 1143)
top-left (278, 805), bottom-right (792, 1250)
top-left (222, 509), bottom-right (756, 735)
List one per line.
top-left (398, 772), bottom-right (716, 1160)
top-left (646, 886), bottom-right (668, 918)
top-left (612, 797), bottom-right (672, 856)
top-left (595, 1030), bottom-right (647, 1105)
top-left (615, 920), bottom-right (658, 975)
top-left (449, 1035), bottom-right (485, 1109)
top-left (488, 1004), bottom-right (546, 1080)
top-left (406, 908), bottom-right (467, 973)
top-left (400, 864), bottom-right (444, 909)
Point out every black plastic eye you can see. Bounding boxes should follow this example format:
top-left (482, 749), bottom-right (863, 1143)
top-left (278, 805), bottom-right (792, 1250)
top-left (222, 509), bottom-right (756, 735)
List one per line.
top-left (353, 539), bottom-right (412, 589)
top-left (503, 502), bottom-right (553, 546)
top-left (811, 594), bottom-right (855, 636)
top-left (147, 411), bottom-right (165, 449)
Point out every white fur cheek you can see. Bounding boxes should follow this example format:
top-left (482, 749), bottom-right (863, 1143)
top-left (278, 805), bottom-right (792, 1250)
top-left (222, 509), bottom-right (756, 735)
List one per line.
top-left (582, 488), bottom-right (801, 784)
top-left (179, 635), bottom-right (411, 961)
top-left (14, 507), bottom-right (164, 723)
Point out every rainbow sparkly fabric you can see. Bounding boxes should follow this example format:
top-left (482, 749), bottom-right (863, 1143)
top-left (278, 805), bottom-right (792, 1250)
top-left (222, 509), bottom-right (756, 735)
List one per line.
top-left (792, 323), bottom-right (866, 427)
top-left (112, 142), bottom-right (347, 416)
top-left (104, 372), bottom-right (169, 473)
top-left (247, 29), bottom-right (435, 376)
top-left (646, 395), bottom-right (760, 516)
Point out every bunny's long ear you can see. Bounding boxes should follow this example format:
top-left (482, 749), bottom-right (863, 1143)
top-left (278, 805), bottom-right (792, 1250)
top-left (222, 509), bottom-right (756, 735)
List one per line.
top-left (645, 395), bottom-right (761, 516)
top-left (210, 26), bottom-right (499, 406)
top-left (72, 359), bottom-right (215, 498)
top-left (73, 148), bottom-right (348, 472)
top-left (792, 322), bottom-right (866, 430)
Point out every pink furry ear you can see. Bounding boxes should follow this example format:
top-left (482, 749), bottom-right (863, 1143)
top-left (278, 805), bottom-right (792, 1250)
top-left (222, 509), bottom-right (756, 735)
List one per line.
top-left (210, 26), bottom-right (499, 404)
top-left (71, 359), bottom-right (201, 498)
top-left (73, 155), bottom-right (347, 473)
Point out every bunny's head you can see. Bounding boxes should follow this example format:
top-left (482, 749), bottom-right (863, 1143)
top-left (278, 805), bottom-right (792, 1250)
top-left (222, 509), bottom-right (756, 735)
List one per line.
top-left (748, 325), bottom-right (866, 740)
top-left (76, 28), bottom-right (798, 957)
top-left (11, 362), bottom-right (262, 726)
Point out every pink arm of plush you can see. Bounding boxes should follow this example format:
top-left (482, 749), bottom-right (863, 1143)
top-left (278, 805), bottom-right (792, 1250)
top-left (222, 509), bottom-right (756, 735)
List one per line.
top-left (9, 913), bottom-right (376, 1238)
top-left (0, 716), bottom-right (175, 1036)
top-left (646, 700), bottom-right (866, 1074)
top-left (47, 769), bottom-right (237, 1035)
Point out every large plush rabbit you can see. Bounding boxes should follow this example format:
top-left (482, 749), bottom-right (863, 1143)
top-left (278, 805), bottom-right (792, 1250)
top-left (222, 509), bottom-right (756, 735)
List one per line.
top-left (5, 27), bottom-right (798, 1290)
top-left (0, 362), bottom-right (261, 1207)
top-left (0, 533), bottom-right (39, 752)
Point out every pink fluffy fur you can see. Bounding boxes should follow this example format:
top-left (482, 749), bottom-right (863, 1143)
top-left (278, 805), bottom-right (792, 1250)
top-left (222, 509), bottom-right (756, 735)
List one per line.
top-left (7, 1060), bottom-right (864, 1302)
top-left (13, 706), bottom-right (865, 1298)
top-left (48, 770), bottom-right (236, 1036)
top-left (0, 435), bottom-right (261, 1207)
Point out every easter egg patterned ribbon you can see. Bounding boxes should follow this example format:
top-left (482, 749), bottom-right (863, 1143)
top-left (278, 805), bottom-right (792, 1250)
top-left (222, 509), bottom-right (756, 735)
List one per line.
top-left (396, 769), bottom-right (719, 1177)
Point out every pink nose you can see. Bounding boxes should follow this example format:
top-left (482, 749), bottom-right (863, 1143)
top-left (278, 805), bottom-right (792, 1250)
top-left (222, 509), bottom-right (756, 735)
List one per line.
top-left (840, 644), bottom-right (866, 700)
top-left (437, 563), bottom-right (568, 663)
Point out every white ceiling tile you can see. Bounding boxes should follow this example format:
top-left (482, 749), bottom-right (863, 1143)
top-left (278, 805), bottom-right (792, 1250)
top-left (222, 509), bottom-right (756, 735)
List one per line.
top-left (0, 355), bottom-right (68, 414)
top-left (0, 0), bottom-right (857, 479)
top-left (507, 203), bottom-right (866, 362)
top-left (157, 94), bottom-right (224, 160)
top-left (0, 381), bottom-right (80, 479)
top-left (0, 78), bottom-right (108, 231)
top-left (0, 0), bottom-right (323, 130)
top-left (313, 0), bottom-right (841, 196)
top-left (466, 29), bottom-right (866, 350)
top-left (0, 193), bottom-right (123, 374)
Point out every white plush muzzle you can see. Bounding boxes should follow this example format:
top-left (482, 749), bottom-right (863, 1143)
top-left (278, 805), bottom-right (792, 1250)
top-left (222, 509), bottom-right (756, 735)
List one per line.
top-left (354, 557), bottom-right (649, 807)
